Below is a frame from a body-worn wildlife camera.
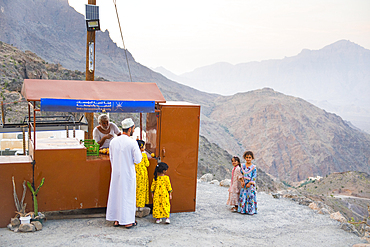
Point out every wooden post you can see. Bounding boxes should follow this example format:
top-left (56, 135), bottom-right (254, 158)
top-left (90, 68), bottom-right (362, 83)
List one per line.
top-left (1, 101), bottom-right (4, 125)
top-left (84, 0), bottom-right (96, 140)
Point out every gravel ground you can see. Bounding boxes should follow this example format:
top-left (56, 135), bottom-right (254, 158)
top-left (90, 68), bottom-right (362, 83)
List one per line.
top-left (0, 181), bottom-right (367, 247)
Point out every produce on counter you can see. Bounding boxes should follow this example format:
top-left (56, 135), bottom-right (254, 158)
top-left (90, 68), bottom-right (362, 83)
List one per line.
top-left (99, 148), bottom-right (109, 155)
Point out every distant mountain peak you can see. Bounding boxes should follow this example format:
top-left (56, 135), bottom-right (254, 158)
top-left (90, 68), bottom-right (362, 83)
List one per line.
top-left (321, 39), bottom-right (366, 51)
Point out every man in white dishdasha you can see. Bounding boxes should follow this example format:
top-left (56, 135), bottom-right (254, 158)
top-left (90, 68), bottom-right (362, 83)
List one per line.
top-left (106, 118), bottom-right (142, 228)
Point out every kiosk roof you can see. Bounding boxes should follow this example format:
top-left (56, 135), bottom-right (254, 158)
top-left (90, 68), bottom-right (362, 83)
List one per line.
top-left (21, 79), bottom-right (166, 103)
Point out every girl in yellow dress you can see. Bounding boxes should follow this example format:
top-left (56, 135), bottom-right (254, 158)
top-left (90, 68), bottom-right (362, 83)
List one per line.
top-left (151, 162), bottom-right (173, 224)
top-left (135, 140), bottom-right (150, 209)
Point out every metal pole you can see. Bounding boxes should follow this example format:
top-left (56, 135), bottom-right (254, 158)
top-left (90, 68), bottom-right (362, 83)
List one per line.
top-left (22, 127), bottom-right (26, 155)
top-left (84, 0), bottom-right (96, 140)
top-left (140, 113), bottom-right (142, 140)
top-left (33, 101), bottom-right (36, 150)
top-left (27, 102), bottom-right (31, 158)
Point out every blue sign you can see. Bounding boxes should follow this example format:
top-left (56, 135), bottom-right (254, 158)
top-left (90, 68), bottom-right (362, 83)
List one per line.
top-left (40, 98), bottom-right (155, 113)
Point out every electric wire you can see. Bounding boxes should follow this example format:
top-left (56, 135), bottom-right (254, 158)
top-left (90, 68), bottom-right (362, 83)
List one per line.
top-left (113, 0), bottom-right (133, 82)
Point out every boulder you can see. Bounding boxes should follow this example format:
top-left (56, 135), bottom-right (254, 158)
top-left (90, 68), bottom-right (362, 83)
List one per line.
top-left (220, 179), bottom-right (231, 187)
top-left (210, 180), bottom-right (220, 186)
top-left (10, 217), bottom-right (20, 227)
top-left (297, 198), bottom-right (313, 206)
top-left (283, 193), bottom-right (298, 199)
top-left (31, 221), bottom-right (43, 231)
top-left (136, 207), bottom-right (151, 218)
top-left (199, 173), bottom-right (213, 182)
top-left (340, 223), bottom-right (361, 237)
top-left (271, 193), bottom-right (281, 199)
top-left (318, 208), bottom-right (330, 215)
top-left (18, 223), bottom-right (36, 232)
top-left (330, 211), bottom-right (347, 223)
top-left (7, 223), bottom-right (16, 231)
top-left (309, 202), bottom-right (320, 211)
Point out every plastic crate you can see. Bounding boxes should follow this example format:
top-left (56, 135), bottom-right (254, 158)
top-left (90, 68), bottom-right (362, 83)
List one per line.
top-left (82, 139), bottom-right (99, 156)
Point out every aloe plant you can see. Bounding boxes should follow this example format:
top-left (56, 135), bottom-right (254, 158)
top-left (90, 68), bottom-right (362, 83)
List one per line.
top-left (26, 178), bottom-right (45, 217)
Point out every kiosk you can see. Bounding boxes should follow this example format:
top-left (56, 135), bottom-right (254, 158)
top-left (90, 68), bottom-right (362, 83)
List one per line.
top-left (0, 79), bottom-right (200, 227)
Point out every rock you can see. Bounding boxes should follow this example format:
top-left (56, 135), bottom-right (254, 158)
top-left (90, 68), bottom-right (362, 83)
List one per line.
top-left (31, 221), bottom-right (43, 231)
top-left (36, 212), bottom-right (45, 220)
top-left (298, 198), bottom-right (313, 206)
top-left (309, 202), bottom-right (320, 211)
top-left (271, 193), bottom-right (281, 199)
top-left (135, 207), bottom-right (151, 218)
top-left (352, 244), bottom-right (370, 247)
top-left (219, 179), bottom-right (231, 187)
top-left (283, 192), bottom-right (299, 199)
top-left (11, 217), bottom-right (20, 227)
top-left (199, 173), bottom-right (213, 182)
top-left (18, 223), bottom-right (36, 232)
top-left (341, 223), bottom-right (362, 237)
top-left (330, 212), bottom-right (347, 223)
top-left (318, 208), bottom-right (330, 215)
top-left (7, 223), bottom-right (16, 231)
top-left (210, 180), bottom-right (220, 186)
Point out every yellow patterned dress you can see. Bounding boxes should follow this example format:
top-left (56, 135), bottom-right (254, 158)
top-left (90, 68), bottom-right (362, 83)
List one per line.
top-left (135, 152), bottom-right (150, 207)
top-left (151, 175), bottom-right (172, 218)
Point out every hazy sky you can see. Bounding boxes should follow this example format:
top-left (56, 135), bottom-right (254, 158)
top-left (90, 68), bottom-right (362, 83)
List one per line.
top-left (68, 0), bottom-right (370, 75)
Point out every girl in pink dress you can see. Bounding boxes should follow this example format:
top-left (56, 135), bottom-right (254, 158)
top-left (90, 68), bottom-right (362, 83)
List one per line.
top-left (226, 156), bottom-right (243, 212)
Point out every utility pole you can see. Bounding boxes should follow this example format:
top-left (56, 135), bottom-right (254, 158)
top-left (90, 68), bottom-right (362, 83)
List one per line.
top-left (85, 0), bottom-right (96, 140)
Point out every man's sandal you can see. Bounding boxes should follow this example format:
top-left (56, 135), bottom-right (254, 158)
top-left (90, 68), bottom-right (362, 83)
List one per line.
top-left (113, 221), bottom-right (120, 227)
top-left (124, 221), bottom-right (138, 229)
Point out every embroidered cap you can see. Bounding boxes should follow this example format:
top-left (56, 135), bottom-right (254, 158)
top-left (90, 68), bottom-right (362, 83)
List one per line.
top-left (121, 118), bottom-right (134, 129)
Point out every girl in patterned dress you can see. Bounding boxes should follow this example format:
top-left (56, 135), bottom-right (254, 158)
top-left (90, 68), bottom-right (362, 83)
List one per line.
top-left (135, 140), bottom-right (150, 209)
top-left (226, 156), bottom-right (243, 212)
top-left (238, 151), bottom-right (257, 215)
top-left (151, 162), bottom-right (173, 224)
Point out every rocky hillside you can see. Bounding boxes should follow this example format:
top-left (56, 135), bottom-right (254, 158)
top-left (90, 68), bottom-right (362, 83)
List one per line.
top-left (0, 41), bottom-right (107, 124)
top-left (299, 171), bottom-right (370, 199)
top-left (296, 171), bottom-right (370, 222)
top-left (204, 88), bottom-right (370, 181)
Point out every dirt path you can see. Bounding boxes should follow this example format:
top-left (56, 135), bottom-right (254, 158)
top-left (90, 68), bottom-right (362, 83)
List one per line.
top-left (0, 181), bottom-right (367, 246)
top-left (334, 195), bottom-right (370, 201)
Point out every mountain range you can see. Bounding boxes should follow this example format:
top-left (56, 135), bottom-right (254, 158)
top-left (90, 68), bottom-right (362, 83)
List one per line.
top-left (1, 0), bottom-right (370, 182)
top-left (154, 40), bottom-right (370, 134)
